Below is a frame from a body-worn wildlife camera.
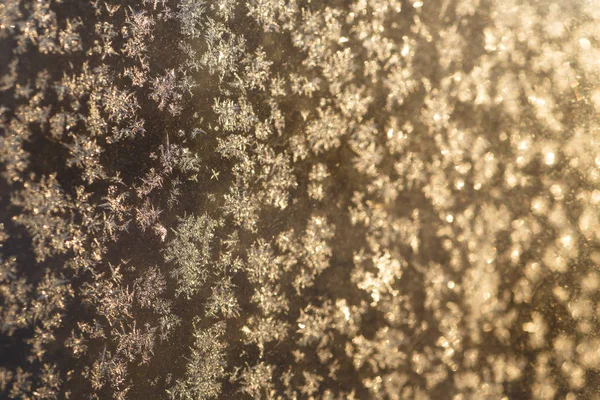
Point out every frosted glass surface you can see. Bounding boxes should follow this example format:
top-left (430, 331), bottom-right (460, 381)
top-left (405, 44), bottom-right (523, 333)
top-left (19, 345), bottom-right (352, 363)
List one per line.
top-left (1, 0), bottom-right (599, 398)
